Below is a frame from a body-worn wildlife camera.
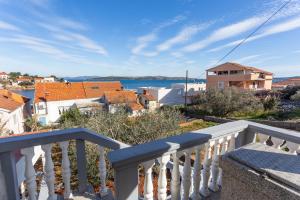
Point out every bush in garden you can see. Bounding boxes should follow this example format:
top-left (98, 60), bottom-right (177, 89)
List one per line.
top-left (262, 95), bottom-right (279, 111)
top-left (191, 87), bottom-right (263, 117)
top-left (290, 90), bottom-right (300, 101)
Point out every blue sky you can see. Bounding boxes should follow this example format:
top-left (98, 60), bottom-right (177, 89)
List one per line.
top-left (0, 0), bottom-right (300, 78)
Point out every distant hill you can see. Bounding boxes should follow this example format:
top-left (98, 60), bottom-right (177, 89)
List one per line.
top-left (63, 76), bottom-right (200, 82)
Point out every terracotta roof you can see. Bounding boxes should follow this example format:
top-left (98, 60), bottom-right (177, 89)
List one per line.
top-left (0, 72), bottom-right (7, 75)
top-left (272, 78), bottom-right (300, 88)
top-left (34, 81), bottom-right (123, 103)
top-left (207, 62), bottom-right (273, 75)
top-left (0, 89), bottom-right (29, 112)
top-left (104, 90), bottom-right (137, 104)
top-left (17, 77), bottom-right (32, 82)
top-left (141, 93), bottom-right (156, 101)
top-left (128, 102), bottom-right (144, 111)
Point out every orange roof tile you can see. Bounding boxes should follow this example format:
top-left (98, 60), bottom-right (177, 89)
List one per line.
top-left (34, 81), bottom-right (123, 103)
top-left (141, 94), bottom-right (156, 101)
top-left (207, 62), bottom-right (273, 75)
top-left (104, 90), bottom-right (137, 104)
top-left (272, 78), bottom-right (300, 88)
top-left (128, 102), bottom-right (144, 111)
top-left (0, 72), bottom-right (7, 75)
top-left (0, 89), bottom-right (29, 112)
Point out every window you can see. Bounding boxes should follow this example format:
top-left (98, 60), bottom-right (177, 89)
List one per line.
top-left (38, 104), bottom-right (44, 110)
top-left (218, 81), bottom-right (224, 89)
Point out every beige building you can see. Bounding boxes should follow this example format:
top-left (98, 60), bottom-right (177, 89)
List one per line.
top-left (206, 62), bottom-right (273, 90)
top-left (139, 90), bottom-right (158, 111)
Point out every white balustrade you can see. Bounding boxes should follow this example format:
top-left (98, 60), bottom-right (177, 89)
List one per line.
top-left (182, 149), bottom-right (192, 200)
top-left (158, 154), bottom-right (170, 200)
top-left (59, 141), bottom-right (72, 199)
top-left (142, 160), bottom-right (155, 200)
top-left (200, 142), bottom-right (213, 197)
top-left (98, 146), bottom-right (108, 196)
top-left (21, 147), bottom-right (37, 200)
top-left (191, 146), bottom-right (202, 200)
top-left (256, 133), bottom-right (269, 144)
top-left (217, 136), bottom-right (230, 186)
top-left (270, 137), bottom-right (284, 149)
top-left (285, 141), bottom-right (300, 154)
top-left (171, 153), bottom-right (180, 200)
top-left (41, 144), bottom-right (56, 200)
top-left (209, 139), bottom-right (221, 192)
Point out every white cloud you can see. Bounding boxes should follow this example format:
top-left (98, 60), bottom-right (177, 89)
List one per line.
top-left (208, 15), bottom-right (300, 52)
top-left (37, 22), bottom-right (108, 55)
top-left (182, 17), bottom-right (264, 52)
top-left (157, 23), bottom-right (210, 52)
top-left (131, 15), bottom-right (186, 56)
top-left (131, 33), bottom-right (156, 55)
top-left (233, 54), bottom-right (261, 63)
top-left (0, 20), bottom-right (20, 31)
top-left (56, 17), bottom-right (87, 30)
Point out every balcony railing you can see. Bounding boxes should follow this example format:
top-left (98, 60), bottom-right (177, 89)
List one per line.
top-left (0, 120), bottom-right (299, 200)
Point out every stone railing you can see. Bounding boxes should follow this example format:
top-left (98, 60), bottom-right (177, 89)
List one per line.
top-left (0, 128), bottom-right (129, 200)
top-left (108, 120), bottom-right (300, 200)
top-left (1, 121), bottom-right (300, 200)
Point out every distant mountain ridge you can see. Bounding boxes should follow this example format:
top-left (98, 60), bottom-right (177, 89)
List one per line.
top-left (63, 76), bottom-right (200, 81)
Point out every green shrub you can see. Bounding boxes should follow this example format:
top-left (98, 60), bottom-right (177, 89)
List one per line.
top-left (262, 95), bottom-right (279, 110)
top-left (291, 90), bottom-right (300, 101)
top-left (191, 87), bottom-right (263, 117)
top-left (280, 86), bottom-right (300, 100)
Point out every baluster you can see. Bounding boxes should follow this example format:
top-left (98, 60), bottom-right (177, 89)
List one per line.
top-left (256, 133), bottom-right (269, 145)
top-left (285, 141), bottom-right (300, 154)
top-left (209, 139), bottom-right (221, 192)
top-left (59, 141), bottom-right (72, 199)
top-left (191, 146), bottom-right (202, 200)
top-left (98, 146), bottom-right (108, 196)
top-left (21, 182), bottom-right (26, 200)
top-left (158, 154), bottom-right (170, 200)
top-left (218, 136), bottom-right (229, 186)
top-left (270, 137), bottom-right (284, 149)
top-left (200, 142), bottom-right (213, 197)
top-left (171, 153), bottom-right (180, 200)
top-left (21, 147), bottom-right (37, 200)
top-left (41, 144), bottom-right (56, 200)
top-left (143, 160), bottom-right (155, 200)
top-left (182, 149), bottom-right (192, 200)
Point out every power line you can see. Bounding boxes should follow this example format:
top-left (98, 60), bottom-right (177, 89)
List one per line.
top-left (214, 0), bottom-right (292, 65)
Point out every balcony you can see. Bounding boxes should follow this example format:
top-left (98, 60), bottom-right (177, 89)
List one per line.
top-left (0, 121), bottom-right (299, 200)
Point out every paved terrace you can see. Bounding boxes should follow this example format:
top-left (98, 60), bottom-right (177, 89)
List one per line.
top-left (0, 120), bottom-right (299, 200)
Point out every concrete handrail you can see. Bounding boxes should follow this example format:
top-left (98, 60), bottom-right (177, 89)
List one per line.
top-left (0, 127), bottom-right (129, 153)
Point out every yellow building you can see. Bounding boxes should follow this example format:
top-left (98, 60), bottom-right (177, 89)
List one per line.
top-left (206, 62), bottom-right (273, 90)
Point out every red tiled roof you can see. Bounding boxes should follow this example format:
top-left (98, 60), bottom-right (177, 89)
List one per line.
top-left (104, 90), bottom-right (137, 104)
top-left (207, 62), bottom-right (273, 75)
top-left (141, 93), bottom-right (156, 101)
top-left (34, 81), bottom-right (123, 103)
top-left (272, 78), bottom-right (300, 88)
top-left (0, 89), bottom-right (29, 112)
top-left (128, 102), bottom-right (144, 111)
top-left (0, 72), bottom-right (7, 75)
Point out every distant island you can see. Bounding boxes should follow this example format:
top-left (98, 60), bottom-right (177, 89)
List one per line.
top-left (63, 76), bottom-right (201, 81)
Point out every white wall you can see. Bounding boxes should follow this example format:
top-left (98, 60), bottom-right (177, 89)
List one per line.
top-left (138, 83), bottom-right (206, 106)
top-left (35, 97), bottom-right (101, 125)
top-left (0, 105), bottom-right (28, 134)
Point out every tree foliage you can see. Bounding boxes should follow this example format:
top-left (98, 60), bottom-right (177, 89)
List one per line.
top-left (191, 87), bottom-right (264, 117)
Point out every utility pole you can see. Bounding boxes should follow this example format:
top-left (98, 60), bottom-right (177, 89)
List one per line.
top-left (184, 70), bottom-right (188, 108)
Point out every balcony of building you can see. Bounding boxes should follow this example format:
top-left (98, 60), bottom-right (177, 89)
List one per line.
top-left (0, 120), bottom-right (299, 200)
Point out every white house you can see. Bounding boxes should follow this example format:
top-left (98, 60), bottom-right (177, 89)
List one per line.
top-left (0, 72), bottom-right (8, 80)
top-left (0, 89), bottom-right (31, 135)
top-left (137, 82), bottom-right (206, 106)
top-left (42, 77), bottom-right (55, 83)
top-left (34, 81), bottom-right (123, 125)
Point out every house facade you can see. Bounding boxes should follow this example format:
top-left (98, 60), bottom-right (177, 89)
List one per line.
top-left (34, 81), bottom-right (123, 125)
top-left (103, 90), bottom-right (144, 115)
top-left (138, 83), bottom-right (206, 106)
top-left (206, 62), bottom-right (273, 90)
top-left (139, 90), bottom-right (158, 111)
top-left (0, 72), bottom-right (8, 80)
top-left (0, 89), bottom-right (31, 135)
